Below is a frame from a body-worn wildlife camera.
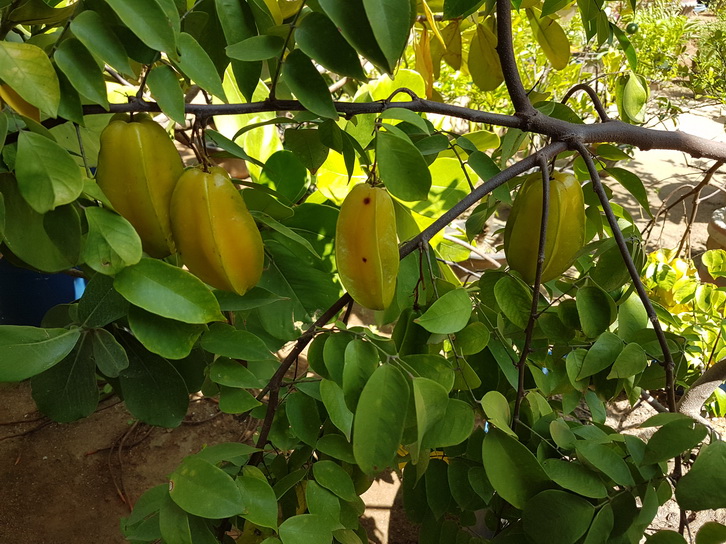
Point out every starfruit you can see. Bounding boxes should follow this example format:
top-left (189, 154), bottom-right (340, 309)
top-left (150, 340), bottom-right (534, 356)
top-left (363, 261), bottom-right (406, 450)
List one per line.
top-left (503, 171), bottom-right (585, 284)
top-left (170, 166), bottom-right (264, 295)
top-left (95, 113), bottom-right (184, 258)
top-left (335, 183), bottom-right (399, 310)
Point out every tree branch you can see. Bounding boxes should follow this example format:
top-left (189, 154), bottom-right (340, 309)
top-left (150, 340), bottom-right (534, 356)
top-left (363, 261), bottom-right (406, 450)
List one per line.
top-left (678, 358), bottom-right (726, 426)
top-left (496, 0), bottom-right (535, 115)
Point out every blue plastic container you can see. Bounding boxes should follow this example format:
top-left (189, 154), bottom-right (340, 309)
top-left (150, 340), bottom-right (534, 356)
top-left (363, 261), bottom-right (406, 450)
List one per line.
top-left (0, 259), bottom-right (86, 326)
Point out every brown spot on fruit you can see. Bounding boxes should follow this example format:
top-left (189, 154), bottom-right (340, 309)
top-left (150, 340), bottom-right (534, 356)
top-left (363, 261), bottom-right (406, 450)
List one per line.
top-left (363, 197), bottom-right (371, 204)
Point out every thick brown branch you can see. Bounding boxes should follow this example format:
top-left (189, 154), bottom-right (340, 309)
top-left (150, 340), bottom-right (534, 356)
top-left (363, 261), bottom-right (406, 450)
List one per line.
top-left (678, 358), bottom-right (726, 426)
top-left (496, 0), bottom-right (535, 114)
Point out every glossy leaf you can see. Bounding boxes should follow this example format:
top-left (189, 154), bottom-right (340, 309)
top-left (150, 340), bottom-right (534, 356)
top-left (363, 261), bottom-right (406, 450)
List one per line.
top-left (54, 38), bottom-right (109, 108)
top-left (481, 390), bottom-right (514, 435)
top-left (177, 32), bottom-right (227, 101)
top-left (169, 457), bottom-right (243, 518)
top-left (279, 514), bottom-right (333, 544)
top-left (71, 10), bottom-right (135, 77)
top-left (237, 475), bottom-right (279, 529)
top-left (128, 306), bottom-right (204, 360)
top-left (578, 331), bottom-right (623, 379)
top-left (676, 440), bottom-right (726, 510)
top-left (362, 0), bottom-right (412, 69)
top-left (115, 259), bottom-right (226, 324)
top-left (376, 128), bottom-right (432, 202)
top-left (541, 459), bottom-right (607, 499)
top-left (105, 0), bottom-right (178, 54)
top-left (320, 379), bottom-right (354, 440)
top-left (494, 276), bottom-right (532, 329)
top-left (575, 442), bottom-right (635, 486)
top-left (296, 12), bottom-right (367, 79)
top-left (576, 285), bottom-right (616, 338)
top-left (482, 428), bottom-right (550, 509)
top-left (287, 391), bottom-right (321, 445)
top-left (526, 8), bottom-right (570, 70)
top-left (226, 35), bottom-right (285, 61)
top-left (0, 41), bottom-right (59, 116)
top-left (607, 342), bottom-right (648, 379)
top-left (282, 49), bottom-right (338, 119)
top-left (78, 273), bottom-right (129, 328)
top-left (0, 326), bottom-right (80, 382)
top-left (147, 65), bottom-right (186, 125)
top-left (412, 377), bottom-right (449, 460)
top-left (523, 490), bottom-right (594, 544)
top-left (30, 333), bottom-right (98, 422)
top-left (90, 328), bottom-right (129, 378)
top-left (116, 334), bottom-right (190, 427)
top-left (468, 24), bottom-right (503, 92)
top-left (643, 418), bottom-right (707, 465)
top-left (82, 207), bottom-right (143, 275)
top-left (200, 323), bottom-right (273, 360)
top-left (696, 522), bottom-right (726, 544)
top-left (313, 460), bottom-right (358, 502)
top-left (342, 339), bottom-right (379, 411)
top-left (15, 132), bottom-right (82, 214)
top-left (353, 364), bottom-right (410, 473)
top-left (415, 288), bottom-right (472, 334)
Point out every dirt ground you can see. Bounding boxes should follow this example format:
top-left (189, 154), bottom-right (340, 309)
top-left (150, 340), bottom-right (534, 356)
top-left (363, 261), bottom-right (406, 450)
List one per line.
top-left (3, 90), bottom-right (726, 544)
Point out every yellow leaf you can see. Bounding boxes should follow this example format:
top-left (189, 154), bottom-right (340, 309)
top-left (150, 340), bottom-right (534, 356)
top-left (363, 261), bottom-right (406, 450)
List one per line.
top-left (421, 0), bottom-right (446, 47)
top-left (415, 28), bottom-right (434, 99)
top-left (526, 7), bottom-right (570, 70)
top-left (467, 23), bottom-right (503, 92)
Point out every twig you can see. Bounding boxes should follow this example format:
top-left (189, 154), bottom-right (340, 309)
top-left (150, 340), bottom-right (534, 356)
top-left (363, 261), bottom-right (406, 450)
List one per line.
top-left (561, 83), bottom-right (610, 122)
top-left (513, 155), bottom-right (551, 429)
top-left (0, 420), bottom-right (52, 442)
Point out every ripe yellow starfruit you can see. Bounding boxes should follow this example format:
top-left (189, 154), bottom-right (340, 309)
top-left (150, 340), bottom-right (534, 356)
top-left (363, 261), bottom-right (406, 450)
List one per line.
top-left (335, 183), bottom-right (399, 310)
top-left (170, 166), bottom-right (264, 295)
top-left (503, 171), bottom-right (585, 284)
top-left (95, 114), bottom-right (184, 258)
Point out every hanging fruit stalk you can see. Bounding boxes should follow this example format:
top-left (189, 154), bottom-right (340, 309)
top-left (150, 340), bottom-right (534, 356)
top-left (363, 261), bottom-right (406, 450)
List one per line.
top-left (504, 171), bottom-right (585, 284)
top-left (335, 183), bottom-right (399, 310)
top-left (95, 113), bottom-right (184, 258)
top-left (170, 166), bottom-right (264, 295)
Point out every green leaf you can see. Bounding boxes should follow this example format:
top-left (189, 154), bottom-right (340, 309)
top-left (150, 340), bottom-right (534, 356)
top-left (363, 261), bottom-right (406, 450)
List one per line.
top-left (607, 342), bottom-right (647, 379)
top-left (640, 412), bottom-right (692, 428)
top-left (316, 435), bottom-right (356, 464)
top-left (696, 522), bottom-right (726, 544)
top-left (453, 321), bottom-right (490, 355)
top-left (320, 379), bottom-right (354, 440)
top-left (468, 24), bottom-right (504, 92)
top-left (296, 12), bottom-right (367, 80)
top-left (90, 328), bottom-right (129, 378)
top-left (219, 385), bottom-right (261, 414)
top-left (305, 481), bottom-right (342, 530)
top-left (253, 212), bottom-right (320, 259)
top-left (215, 287), bottom-right (287, 312)
top-left (415, 288), bottom-right (472, 334)
top-left (676, 440), bottom-right (726, 510)
top-left (583, 504), bottom-right (614, 544)
top-left (353, 364), bottom-right (410, 473)
top-left (54, 38), bottom-right (109, 108)
top-left (443, 0), bottom-right (485, 19)
top-left (526, 8), bottom-right (570, 71)
top-left (481, 390), bottom-right (514, 435)
top-left (361, 0), bottom-right (412, 70)
top-left (0, 326), bottom-right (80, 382)
top-left (323, 332), bottom-right (351, 385)
top-left (482, 428), bottom-right (550, 509)
top-left (643, 418), bottom-right (708, 465)
top-left (169, 457), bottom-right (243, 518)
top-left (82, 207), bottom-right (143, 275)
top-left (226, 35), bottom-right (285, 61)
top-left (523, 490), bottom-right (594, 544)
top-left (318, 0), bottom-right (391, 73)
top-left (176, 32), bottom-right (227, 101)
top-left (200, 323), bottom-right (273, 360)
top-left (30, 333), bottom-right (98, 422)
top-left (541, 459), bottom-right (607, 499)
top-left (342, 339), bottom-right (379, 411)
top-left (279, 514), bottom-right (333, 544)
top-left (237, 475), bottom-right (279, 529)
top-left (576, 285), bottom-right (616, 338)
top-left (287, 391), bottom-right (321, 445)
top-left (622, 73), bottom-right (649, 124)
top-left (283, 129), bottom-right (329, 175)
top-left (617, 292), bottom-right (648, 342)
top-left (412, 377), bottom-right (450, 460)
top-left (78, 273), bottom-right (129, 328)
top-left (15, 131), bottom-right (83, 214)
top-left (282, 49), bottom-right (338, 119)
top-left (424, 398), bottom-right (475, 449)
top-left (259, 149), bottom-right (309, 203)
top-left (575, 442), bottom-right (635, 486)
top-left (70, 10), bottom-right (135, 77)
top-left (578, 331), bottom-right (623, 379)
top-left (606, 167), bottom-right (651, 217)
top-left (313, 460), bottom-right (358, 502)
top-left (0, 41), bottom-right (60, 117)
top-left (646, 532), bottom-right (688, 544)
top-left (159, 493), bottom-right (193, 544)
top-left (105, 0), bottom-right (178, 54)
top-left (209, 357), bottom-right (264, 388)
top-left (494, 276), bottom-right (532, 329)
top-left (114, 258), bottom-right (225, 324)
top-left (147, 65), bottom-right (186, 125)
top-left (377, 130), bottom-right (432, 201)
top-left (116, 334), bottom-right (189, 427)
top-left (128, 305), bottom-right (205, 360)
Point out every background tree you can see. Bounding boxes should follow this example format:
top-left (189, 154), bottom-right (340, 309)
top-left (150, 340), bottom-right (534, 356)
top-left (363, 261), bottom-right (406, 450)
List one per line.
top-left (1, 0), bottom-right (726, 543)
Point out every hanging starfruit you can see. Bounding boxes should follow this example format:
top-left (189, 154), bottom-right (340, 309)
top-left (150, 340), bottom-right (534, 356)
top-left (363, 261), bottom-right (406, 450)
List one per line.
top-left (503, 171), bottom-right (585, 284)
top-left (0, 84), bottom-right (40, 121)
top-left (170, 166), bottom-right (264, 295)
top-left (335, 183), bottom-right (399, 310)
top-left (95, 113), bottom-right (184, 258)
